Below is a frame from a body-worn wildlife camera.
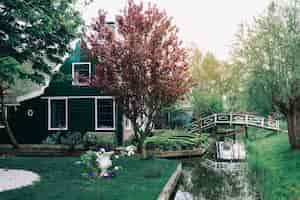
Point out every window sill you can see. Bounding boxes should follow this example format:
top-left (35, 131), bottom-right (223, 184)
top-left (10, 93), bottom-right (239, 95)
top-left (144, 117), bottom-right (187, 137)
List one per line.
top-left (48, 128), bottom-right (68, 131)
top-left (72, 82), bottom-right (90, 86)
top-left (95, 128), bottom-right (115, 131)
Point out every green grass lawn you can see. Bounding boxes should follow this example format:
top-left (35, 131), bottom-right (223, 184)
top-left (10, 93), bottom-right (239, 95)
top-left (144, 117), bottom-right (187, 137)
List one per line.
top-left (0, 156), bottom-right (178, 200)
top-left (247, 128), bottom-right (300, 200)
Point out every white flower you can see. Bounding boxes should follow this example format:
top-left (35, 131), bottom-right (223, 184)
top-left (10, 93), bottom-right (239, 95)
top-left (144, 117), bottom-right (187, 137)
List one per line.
top-left (114, 155), bottom-right (120, 159)
top-left (74, 161), bottom-right (82, 165)
top-left (127, 150), bottom-right (135, 156)
top-left (114, 166), bottom-right (120, 170)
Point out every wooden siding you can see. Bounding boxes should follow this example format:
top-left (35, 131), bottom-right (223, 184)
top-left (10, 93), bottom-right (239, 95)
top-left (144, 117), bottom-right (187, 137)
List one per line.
top-left (1, 96), bottom-right (123, 145)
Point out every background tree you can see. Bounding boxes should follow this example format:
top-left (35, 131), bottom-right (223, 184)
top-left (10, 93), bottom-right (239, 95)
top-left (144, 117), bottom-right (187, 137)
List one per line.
top-left (232, 0), bottom-right (300, 149)
top-left (189, 89), bottom-right (224, 119)
top-left (188, 46), bottom-right (239, 114)
top-left (84, 0), bottom-right (191, 150)
top-left (0, 0), bottom-right (83, 147)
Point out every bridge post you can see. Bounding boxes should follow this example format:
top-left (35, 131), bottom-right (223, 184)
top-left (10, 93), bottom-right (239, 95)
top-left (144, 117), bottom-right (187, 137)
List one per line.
top-left (214, 113), bottom-right (217, 124)
top-left (245, 126), bottom-right (248, 139)
top-left (276, 120), bottom-right (280, 130)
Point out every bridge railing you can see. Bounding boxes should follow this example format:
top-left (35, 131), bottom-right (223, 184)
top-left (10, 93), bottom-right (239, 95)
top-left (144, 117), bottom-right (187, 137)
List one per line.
top-left (200, 113), bottom-right (280, 131)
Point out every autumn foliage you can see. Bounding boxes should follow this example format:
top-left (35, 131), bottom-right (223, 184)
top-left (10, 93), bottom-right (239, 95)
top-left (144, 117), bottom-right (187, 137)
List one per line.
top-left (84, 0), bottom-right (191, 147)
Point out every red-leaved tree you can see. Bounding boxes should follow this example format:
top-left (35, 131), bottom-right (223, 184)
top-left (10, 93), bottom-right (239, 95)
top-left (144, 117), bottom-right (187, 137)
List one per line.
top-left (84, 0), bottom-right (191, 149)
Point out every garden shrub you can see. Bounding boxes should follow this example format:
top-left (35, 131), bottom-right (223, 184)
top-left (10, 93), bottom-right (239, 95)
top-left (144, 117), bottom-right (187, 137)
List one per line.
top-left (42, 132), bottom-right (61, 145)
top-left (42, 131), bottom-right (83, 148)
top-left (60, 131), bottom-right (83, 148)
top-left (82, 132), bottom-right (98, 147)
top-left (83, 132), bottom-right (117, 150)
top-left (144, 129), bottom-right (209, 151)
top-left (80, 150), bottom-right (99, 175)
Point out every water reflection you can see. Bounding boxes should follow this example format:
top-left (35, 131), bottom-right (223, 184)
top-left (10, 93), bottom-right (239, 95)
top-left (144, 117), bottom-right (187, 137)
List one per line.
top-left (174, 158), bottom-right (258, 200)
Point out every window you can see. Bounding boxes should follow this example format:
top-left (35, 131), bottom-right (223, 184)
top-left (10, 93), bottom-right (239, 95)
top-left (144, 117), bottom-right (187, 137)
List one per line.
top-left (48, 98), bottom-right (68, 130)
top-left (72, 62), bottom-right (91, 86)
top-left (95, 98), bottom-right (115, 130)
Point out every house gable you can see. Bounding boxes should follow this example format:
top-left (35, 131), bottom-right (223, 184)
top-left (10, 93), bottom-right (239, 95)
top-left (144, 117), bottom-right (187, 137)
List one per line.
top-left (8, 41), bottom-right (132, 145)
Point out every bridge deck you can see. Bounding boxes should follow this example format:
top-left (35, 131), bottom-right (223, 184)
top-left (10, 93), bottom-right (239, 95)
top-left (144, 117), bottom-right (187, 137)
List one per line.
top-left (197, 113), bottom-right (282, 131)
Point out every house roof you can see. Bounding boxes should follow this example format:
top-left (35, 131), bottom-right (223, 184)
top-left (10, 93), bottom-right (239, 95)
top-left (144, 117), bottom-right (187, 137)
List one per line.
top-left (42, 85), bottom-right (103, 97)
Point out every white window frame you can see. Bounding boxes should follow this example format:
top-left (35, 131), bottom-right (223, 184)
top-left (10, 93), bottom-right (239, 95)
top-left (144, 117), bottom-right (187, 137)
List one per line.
top-left (95, 97), bottom-right (116, 131)
top-left (48, 97), bottom-right (68, 131)
top-left (72, 62), bottom-right (92, 86)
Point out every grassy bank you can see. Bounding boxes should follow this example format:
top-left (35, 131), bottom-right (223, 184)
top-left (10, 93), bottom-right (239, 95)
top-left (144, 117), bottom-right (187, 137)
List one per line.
top-left (247, 129), bottom-right (300, 200)
top-left (0, 156), bottom-right (178, 200)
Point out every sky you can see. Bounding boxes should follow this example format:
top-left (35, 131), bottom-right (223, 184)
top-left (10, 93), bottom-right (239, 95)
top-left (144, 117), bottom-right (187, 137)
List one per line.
top-left (82, 0), bottom-right (272, 60)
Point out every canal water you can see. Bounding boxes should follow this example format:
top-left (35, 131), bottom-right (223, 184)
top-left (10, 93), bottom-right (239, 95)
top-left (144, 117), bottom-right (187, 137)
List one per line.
top-left (173, 142), bottom-right (259, 200)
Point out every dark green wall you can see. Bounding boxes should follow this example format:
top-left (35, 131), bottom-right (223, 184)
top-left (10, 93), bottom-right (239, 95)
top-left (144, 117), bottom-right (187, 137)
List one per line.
top-left (4, 96), bottom-right (123, 145)
top-left (6, 97), bottom-right (48, 144)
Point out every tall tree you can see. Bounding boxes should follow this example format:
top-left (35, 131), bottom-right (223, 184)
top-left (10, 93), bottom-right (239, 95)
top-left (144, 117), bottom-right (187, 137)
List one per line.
top-left (189, 47), bottom-right (239, 111)
top-left (232, 0), bottom-right (300, 149)
top-left (84, 0), bottom-right (191, 150)
top-left (0, 0), bottom-right (83, 147)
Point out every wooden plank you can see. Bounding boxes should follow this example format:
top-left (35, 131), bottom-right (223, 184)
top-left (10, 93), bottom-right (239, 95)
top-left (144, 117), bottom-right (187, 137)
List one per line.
top-left (144, 148), bottom-right (205, 158)
top-left (157, 163), bottom-right (182, 200)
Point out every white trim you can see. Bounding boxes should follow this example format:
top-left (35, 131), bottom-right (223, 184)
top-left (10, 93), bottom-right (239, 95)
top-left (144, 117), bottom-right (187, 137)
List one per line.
top-left (48, 97), bottom-right (68, 131)
top-left (95, 97), bottom-right (116, 131)
top-left (72, 62), bottom-right (92, 86)
top-left (41, 96), bottom-right (114, 99)
top-left (5, 103), bottom-right (20, 106)
top-left (4, 107), bottom-right (7, 120)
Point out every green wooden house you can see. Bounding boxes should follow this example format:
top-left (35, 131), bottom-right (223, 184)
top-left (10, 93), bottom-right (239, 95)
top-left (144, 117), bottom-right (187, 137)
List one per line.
top-left (0, 42), bottom-right (134, 144)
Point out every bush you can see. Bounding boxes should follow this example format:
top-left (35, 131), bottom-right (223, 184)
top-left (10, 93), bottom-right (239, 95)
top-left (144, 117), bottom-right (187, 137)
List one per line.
top-left (42, 131), bottom-right (83, 148)
top-left (80, 150), bottom-right (99, 175)
top-left (144, 129), bottom-right (209, 151)
top-left (42, 132), bottom-right (61, 145)
top-left (83, 132), bottom-right (117, 149)
top-left (60, 131), bottom-right (82, 147)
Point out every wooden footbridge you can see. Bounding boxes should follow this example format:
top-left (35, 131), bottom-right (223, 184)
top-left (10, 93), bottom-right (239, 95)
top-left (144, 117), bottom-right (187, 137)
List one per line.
top-left (191, 112), bottom-right (284, 133)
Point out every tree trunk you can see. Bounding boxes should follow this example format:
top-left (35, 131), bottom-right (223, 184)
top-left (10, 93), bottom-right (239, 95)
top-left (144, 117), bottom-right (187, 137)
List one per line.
top-left (4, 119), bottom-right (19, 148)
top-left (0, 89), bottom-right (19, 148)
top-left (287, 108), bottom-right (300, 149)
top-left (137, 137), bottom-right (146, 154)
